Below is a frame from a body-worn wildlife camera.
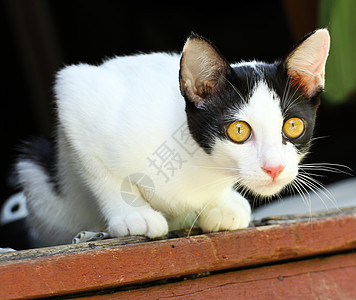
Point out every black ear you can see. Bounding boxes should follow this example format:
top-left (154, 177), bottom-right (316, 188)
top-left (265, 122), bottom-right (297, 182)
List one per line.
top-left (285, 29), bottom-right (330, 98)
top-left (179, 35), bottom-right (230, 107)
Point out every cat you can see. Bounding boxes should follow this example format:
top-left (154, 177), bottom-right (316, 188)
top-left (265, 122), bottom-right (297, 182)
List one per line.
top-left (16, 29), bottom-right (330, 246)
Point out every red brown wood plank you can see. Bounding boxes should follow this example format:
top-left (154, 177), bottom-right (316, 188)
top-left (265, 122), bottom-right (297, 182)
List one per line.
top-left (1, 214), bottom-right (356, 299)
top-left (106, 252), bottom-right (356, 299)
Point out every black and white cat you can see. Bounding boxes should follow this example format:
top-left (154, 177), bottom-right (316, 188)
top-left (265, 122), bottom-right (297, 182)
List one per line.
top-left (16, 29), bottom-right (330, 246)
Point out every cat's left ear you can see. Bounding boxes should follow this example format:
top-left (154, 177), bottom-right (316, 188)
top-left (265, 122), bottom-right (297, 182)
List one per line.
top-left (285, 29), bottom-right (330, 98)
top-left (179, 35), bottom-right (230, 107)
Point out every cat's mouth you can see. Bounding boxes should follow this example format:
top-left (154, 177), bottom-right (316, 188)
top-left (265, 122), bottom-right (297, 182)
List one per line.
top-left (238, 175), bottom-right (295, 197)
top-left (253, 183), bottom-right (285, 196)
top-left (233, 164), bottom-right (299, 197)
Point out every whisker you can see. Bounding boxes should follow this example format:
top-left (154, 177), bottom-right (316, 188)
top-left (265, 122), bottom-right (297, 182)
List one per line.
top-left (286, 77), bottom-right (305, 104)
top-left (291, 178), bottom-right (312, 221)
top-left (297, 173), bottom-right (340, 211)
top-left (282, 77), bottom-right (306, 114)
top-left (296, 175), bottom-right (329, 211)
top-left (191, 175), bottom-right (238, 193)
top-left (310, 136), bottom-right (329, 142)
top-left (235, 182), bottom-right (251, 202)
top-left (287, 160), bottom-right (351, 219)
top-left (187, 176), bottom-right (248, 236)
top-left (225, 78), bottom-right (248, 104)
top-left (281, 76), bottom-right (292, 108)
top-left (187, 196), bottom-right (218, 236)
top-left (283, 94), bottom-right (303, 114)
top-left (299, 163), bottom-right (353, 176)
top-left (185, 165), bottom-right (240, 172)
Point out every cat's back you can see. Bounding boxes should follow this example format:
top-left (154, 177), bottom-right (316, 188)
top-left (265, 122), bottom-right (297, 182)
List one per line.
top-left (55, 51), bottom-right (183, 136)
top-left (56, 51), bottom-right (181, 105)
top-left (102, 52), bottom-right (180, 81)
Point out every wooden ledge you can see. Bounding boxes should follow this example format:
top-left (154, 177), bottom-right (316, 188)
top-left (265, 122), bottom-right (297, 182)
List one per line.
top-left (104, 252), bottom-right (356, 299)
top-left (1, 209), bottom-right (356, 299)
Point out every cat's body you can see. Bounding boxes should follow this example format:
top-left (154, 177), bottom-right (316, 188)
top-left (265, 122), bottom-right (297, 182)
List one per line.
top-left (17, 30), bottom-right (330, 246)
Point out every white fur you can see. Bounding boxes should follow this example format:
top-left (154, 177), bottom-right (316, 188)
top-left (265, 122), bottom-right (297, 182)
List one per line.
top-left (212, 81), bottom-right (300, 196)
top-left (18, 53), bottom-right (302, 245)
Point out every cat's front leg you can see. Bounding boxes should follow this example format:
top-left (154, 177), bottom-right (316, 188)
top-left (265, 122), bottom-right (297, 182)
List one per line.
top-left (108, 205), bottom-right (168, 239)
top-left (81, 165), bottom-right (169, 239)
top-left (198, 191), bottom-right (251, 233)
top-left (105, 185), bottom-right (169, 238)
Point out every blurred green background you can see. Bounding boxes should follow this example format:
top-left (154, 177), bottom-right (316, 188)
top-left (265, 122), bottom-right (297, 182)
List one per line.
top-left (320, 0), bottom-right (356, 103)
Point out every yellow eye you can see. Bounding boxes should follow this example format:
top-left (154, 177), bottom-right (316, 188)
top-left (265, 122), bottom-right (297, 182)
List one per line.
top-left (283, 117), bottom-right (305, 139)
top-left (227, 121), bottom-right (251, 143)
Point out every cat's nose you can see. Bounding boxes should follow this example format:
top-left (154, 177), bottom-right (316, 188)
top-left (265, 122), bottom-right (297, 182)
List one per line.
top-left (261, 165), bottom-right (285, 181)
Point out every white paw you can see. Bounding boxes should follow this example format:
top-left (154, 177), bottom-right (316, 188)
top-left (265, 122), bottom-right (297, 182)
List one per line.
top-left (199, 201), bottom-right (251, 233)
top-left (108, 208), bottom-right (168, 239)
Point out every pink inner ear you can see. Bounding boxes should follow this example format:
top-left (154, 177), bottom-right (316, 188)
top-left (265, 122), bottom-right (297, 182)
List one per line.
top-left (289, 71), bottom-right (315, 97)
top-left (289, 68), bottom-right (324, 98)
top-left (287, 29), bottom-right (330, 98)
top-left (288, 53), bottom-right (328, 97)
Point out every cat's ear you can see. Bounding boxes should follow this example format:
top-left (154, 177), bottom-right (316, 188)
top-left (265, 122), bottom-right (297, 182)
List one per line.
top-left (285, 29), bottom-right (330, 98)
top-left (179, 35), bottom-right (230, 107)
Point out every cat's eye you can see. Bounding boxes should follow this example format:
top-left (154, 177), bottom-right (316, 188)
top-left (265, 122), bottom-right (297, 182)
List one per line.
top-left (227, 121), bottom-right (251, 143)
top-left (283, 117), bottom-right (305, 139)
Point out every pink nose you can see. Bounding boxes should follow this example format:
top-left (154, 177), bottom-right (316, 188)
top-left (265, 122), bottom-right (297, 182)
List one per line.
top-left (261, 165), bottom-right (285, 181)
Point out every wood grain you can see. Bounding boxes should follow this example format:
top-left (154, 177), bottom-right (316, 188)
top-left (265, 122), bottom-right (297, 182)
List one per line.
top-left (1, 213), bottom-right (356, 299)
top-left (105, 252), bottom-right (356, 299)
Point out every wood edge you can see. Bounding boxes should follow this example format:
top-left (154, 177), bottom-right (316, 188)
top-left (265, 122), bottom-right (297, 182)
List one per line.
top-left (1, 213), bottom-right (356, 299)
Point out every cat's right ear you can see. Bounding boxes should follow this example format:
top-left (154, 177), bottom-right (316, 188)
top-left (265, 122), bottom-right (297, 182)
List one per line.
top-left (179, 35), bottom-right (230, 107)
top-left (285, 29), bottom-right (330, 98)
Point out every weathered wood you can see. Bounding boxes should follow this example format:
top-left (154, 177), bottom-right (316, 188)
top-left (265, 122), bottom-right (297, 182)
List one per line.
top-left (104, 252), bottom-right (356, 299)
top-left (0, 235), bottom-right (150, 263)
top-left (0, 228), bottom-right (203, 263)
top-left (1, 207), bottom-right (354, 263)
top-left (1, 212), bottom-right (356, 299)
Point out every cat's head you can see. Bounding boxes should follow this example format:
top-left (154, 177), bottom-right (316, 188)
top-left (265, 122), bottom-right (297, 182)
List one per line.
top-left (179, 29), bottom-right (330, 197)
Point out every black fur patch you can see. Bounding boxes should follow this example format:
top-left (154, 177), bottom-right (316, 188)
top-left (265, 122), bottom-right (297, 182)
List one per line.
top-left (184, 61), bottom-right (319, 155)
top-left (17, 136), bottom-right (60, 194)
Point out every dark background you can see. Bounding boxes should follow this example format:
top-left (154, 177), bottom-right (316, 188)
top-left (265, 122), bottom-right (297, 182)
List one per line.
top-left (0, 0), bottom-right (355, 249)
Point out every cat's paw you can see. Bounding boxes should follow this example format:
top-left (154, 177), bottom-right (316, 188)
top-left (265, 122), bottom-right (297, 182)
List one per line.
top-left (199, 201), bottom-right (251, 233)
top-left (108, 208), bottom-right (168, 239)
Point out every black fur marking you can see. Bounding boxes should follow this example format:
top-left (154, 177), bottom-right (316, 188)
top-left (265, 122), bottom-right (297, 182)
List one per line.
top-left (184, 61), bottom-right (319, 155)
top-left (17, 136), bottom-right (60, 194)
top-left (265, 62), bottom-right (319, 153)
top-left (184, 67), bottom-right (254, 153)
